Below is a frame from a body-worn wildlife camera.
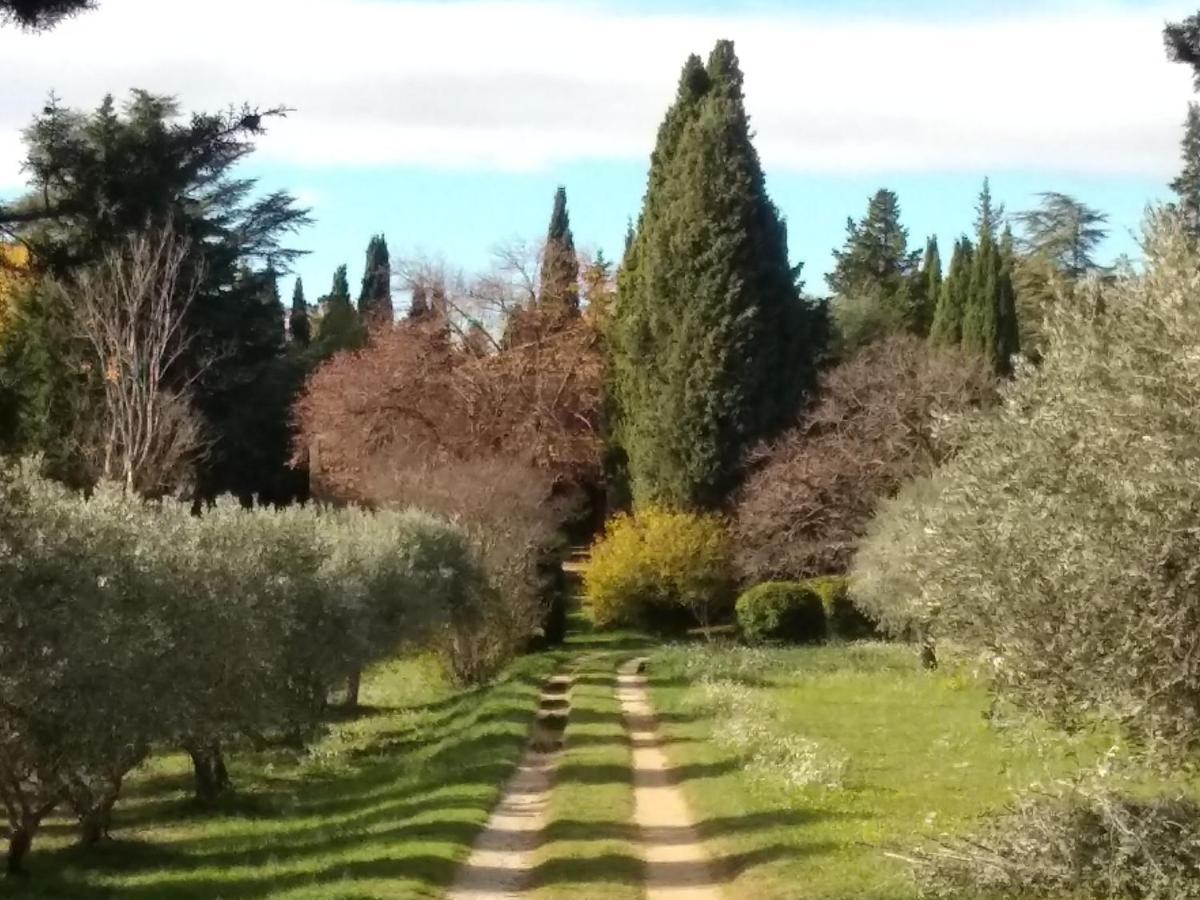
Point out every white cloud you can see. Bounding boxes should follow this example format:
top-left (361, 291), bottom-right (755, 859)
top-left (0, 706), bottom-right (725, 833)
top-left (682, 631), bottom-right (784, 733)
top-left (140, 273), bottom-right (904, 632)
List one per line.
top-left (0, 0), bottom-right (1192, 184)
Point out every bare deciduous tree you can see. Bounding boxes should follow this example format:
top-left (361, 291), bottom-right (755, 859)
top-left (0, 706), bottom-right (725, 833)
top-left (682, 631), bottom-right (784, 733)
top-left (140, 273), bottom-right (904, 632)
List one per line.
top-left (69, 226), bottom-right (207, 495)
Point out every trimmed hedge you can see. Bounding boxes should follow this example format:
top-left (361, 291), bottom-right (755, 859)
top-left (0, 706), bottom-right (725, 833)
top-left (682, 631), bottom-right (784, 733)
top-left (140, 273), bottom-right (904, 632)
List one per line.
top-left (736, 582), bottom-right (826, 645)
top-left (805, 576), bottom-right (878, 640)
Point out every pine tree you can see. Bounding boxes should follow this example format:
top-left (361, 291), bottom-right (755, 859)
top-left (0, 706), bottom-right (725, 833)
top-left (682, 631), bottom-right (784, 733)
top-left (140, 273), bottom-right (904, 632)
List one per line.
top-left (357, 234), bottom-right (392, 322)
top-left (930, 238), bottom-right (973, 345)
top-left (827, 188), bottom-right (919, 298)
top-left (540, 186), bottom-right (579, 316)
top-left (612, 41), bottom-right (818, 511)
top-left (289, 277), bottom-right (310, 347)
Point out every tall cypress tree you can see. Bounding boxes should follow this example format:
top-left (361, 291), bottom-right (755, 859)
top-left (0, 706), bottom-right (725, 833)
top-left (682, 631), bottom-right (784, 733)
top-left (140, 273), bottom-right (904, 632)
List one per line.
top-left (914, 235), bottom-right (942, 336)
top-left (995, 227), bottom-right (1020, 375)
top-left (408, 283), bottom-right (429, 319)
top-left (961, 181), bottom-right (1020, 374)
top-left (612, 40), bottom-right (818, 511)
top-left (289, 277), bottom-right (310, 347)
top-left (1172, 102), bottom-right (1200, 237)
top-left (540, 186), bottom-right (579, 316)
top-left (358, 234), bottom-right (392, 322)
top-left (317, 264), bottom-right (363, 350)
top-left (930, 237), bottom-right (973, 345)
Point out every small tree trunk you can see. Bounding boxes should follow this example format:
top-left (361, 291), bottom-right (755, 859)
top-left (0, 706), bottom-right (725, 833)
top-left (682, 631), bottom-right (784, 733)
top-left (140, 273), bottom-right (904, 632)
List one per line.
top-left (345, 670), bottom-right (362, 710)
top-left (77, 793), bottom-right (118, 846)
top-left (187, 742), bottom-right (232, 804)
top-left (6, 820), bottom-right (34, 878)
top-left (920, 637), bottom-right (938, 671)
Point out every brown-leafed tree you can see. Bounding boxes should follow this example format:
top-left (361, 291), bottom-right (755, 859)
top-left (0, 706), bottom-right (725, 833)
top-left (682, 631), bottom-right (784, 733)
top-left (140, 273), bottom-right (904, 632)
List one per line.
top-left (731, 334), bottom-right (995, 583)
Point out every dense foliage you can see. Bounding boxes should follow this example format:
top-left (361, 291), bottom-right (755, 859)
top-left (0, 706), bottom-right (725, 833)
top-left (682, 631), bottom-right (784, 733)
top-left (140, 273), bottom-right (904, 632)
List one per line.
top-left (582, 508), bottom-right (734, 632)
top-left (853, 213), bottom-right (1200, 756)
top-left (611, 41), bottom-right (820, 510)
top-left (736, 582), bottom-right (827, 645)
top-left (732, 334), bottom-right (994, 583)
top-left (911, 787), bottom-right (1200, 899)
top-left (0, 459), bottom-right (483, 873)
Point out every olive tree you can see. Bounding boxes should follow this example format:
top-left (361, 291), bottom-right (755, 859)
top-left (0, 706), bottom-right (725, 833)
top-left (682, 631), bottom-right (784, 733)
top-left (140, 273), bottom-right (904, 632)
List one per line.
top-left (852, 210), bottom-right (1200, 756)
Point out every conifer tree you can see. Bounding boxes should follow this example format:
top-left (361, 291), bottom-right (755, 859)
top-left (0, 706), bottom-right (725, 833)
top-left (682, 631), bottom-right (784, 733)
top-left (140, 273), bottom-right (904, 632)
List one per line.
top-left (1015, 192), bottom-right (1109, 276)
top-left (612, 41), bottom-right (818, 511)
top-left (540, 187), bottom-right (579, 316)
top-left (358, 234), bottom-right (393, 322)
top-left (317, 264), bottom-right (363, 350)
top-left (827, 189), bottom-right (919, 298)
top-left (961, 181), bottom-right (1020, 374)
top-left (1172, 103), bottom-right (1200, 238)
top-left (289, 277), bottom-right (310, 347)
top-left (996, 227), bottom-right (1020, 375)
top-left (914, 236), bottom-right (941, 336)
top-left (930, 238), bottom-right (973, 345)
top-left (408, 283), bottom-right (429, 319)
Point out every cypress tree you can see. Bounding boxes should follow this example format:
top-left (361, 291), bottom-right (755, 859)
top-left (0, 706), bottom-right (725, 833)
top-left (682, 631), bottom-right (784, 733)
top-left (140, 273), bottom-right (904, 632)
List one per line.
top-left (612, 40), bottom-right (817, 511)
top-left (408, 283), bottom-right (429, 319)
top-left (289, 277), bottom-right (310, 347)
top-left (930, 238), bottom-right (973, 345)
top-left (317, 264), bottom-right (364, 350)
top-left (913, 235), bottom-right (941, 336)
top-left (1172, 102), bottom-right (1200, 237)
top-left (540, 186), bottom-right (579, 316)
top-left (358, 234), bottom-right (392, 322)
top-left (995, 227), bottom-right (1020, 375)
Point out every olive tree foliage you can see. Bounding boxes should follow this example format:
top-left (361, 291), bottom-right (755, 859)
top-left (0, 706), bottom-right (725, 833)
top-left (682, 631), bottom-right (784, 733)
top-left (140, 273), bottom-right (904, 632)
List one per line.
top-left (0, 458), bottom-right (477, 873)
top-left (852, 211), bottom-right (1200, 756)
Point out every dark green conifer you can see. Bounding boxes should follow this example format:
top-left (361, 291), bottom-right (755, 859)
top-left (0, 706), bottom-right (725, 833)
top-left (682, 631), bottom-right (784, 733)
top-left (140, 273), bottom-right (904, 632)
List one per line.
top-left (913, 236), bottom-right (941, 336)
top-left (611, 40), bottom-right (818, 511)
top-left (540, 187), bottom-right (579, 316)
top-left (289, 277), bottom-right (310, 347)
top-left (930, 238), bottom-right (973, 345)
top-left (358, 234), bottom-right (392, 322)
top-left (318, 264), bottom-right (364, 350)
top-left (1172, 103), bottom-right (1200, 237)
top-left (827, 188), bottom-right (919, 298)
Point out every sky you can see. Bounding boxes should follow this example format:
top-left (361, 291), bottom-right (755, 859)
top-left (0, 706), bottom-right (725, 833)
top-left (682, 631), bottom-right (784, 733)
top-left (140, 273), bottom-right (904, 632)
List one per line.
top-left (0, 0), bottom-right (1196, 301)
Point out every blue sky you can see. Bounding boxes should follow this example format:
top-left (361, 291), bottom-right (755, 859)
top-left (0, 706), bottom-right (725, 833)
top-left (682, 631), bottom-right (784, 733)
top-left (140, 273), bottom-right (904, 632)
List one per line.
top-left (0, 0), bottom-right (1193, 301)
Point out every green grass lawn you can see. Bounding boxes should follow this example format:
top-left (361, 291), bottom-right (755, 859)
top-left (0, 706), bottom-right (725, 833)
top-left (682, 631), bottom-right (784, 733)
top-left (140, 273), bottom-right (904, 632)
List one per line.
top-left (10, 651), bottom-right (562, 899)
top-left (647, 641), bottom-right (1164, 900)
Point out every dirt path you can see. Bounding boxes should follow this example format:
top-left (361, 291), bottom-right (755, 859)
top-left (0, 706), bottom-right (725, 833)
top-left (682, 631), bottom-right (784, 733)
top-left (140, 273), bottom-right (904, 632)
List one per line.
top-left (446, 673), bottom-right (573, 900)
top-left (618, 657), bottom-right (724, 900)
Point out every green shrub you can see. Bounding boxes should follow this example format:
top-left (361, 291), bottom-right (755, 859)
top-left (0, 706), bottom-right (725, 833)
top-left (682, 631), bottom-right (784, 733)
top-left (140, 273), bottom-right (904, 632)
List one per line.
top-left (582, 509), bottom-right (734, 633)
top-left (736, 582), bottom-right (826, 644)
top-left (910, 787), bottom-right (1200, 900)
top-left (804, 576), bottom-right (877, 639)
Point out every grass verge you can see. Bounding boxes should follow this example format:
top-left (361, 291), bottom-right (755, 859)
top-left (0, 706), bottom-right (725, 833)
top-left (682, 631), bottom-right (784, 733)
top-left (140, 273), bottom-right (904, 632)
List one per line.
top-left (10, 651), bottom-right (562, 899)
top-left (647, 642), bottom-right (1147, 900)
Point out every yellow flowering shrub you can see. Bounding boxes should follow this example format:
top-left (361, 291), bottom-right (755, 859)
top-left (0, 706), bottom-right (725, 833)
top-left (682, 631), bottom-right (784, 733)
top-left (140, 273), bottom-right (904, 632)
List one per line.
top-left (582, 508), bottom-right (733, 632)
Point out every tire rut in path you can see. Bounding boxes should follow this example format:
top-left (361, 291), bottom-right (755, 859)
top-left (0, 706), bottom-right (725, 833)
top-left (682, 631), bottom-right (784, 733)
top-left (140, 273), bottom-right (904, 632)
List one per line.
top-left (446, 672), bottom-right (574, 900)
top-left (618, 657), bottom-right (725, 900)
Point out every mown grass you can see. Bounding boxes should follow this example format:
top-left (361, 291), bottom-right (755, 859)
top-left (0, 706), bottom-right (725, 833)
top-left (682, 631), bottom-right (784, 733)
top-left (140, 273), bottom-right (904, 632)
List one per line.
top-left (529, 651), bottom-right (641, 900)
top-left (10, 651), bottom-right (562, 899)
top-left (647, 641), bottom-right (1155, 900)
